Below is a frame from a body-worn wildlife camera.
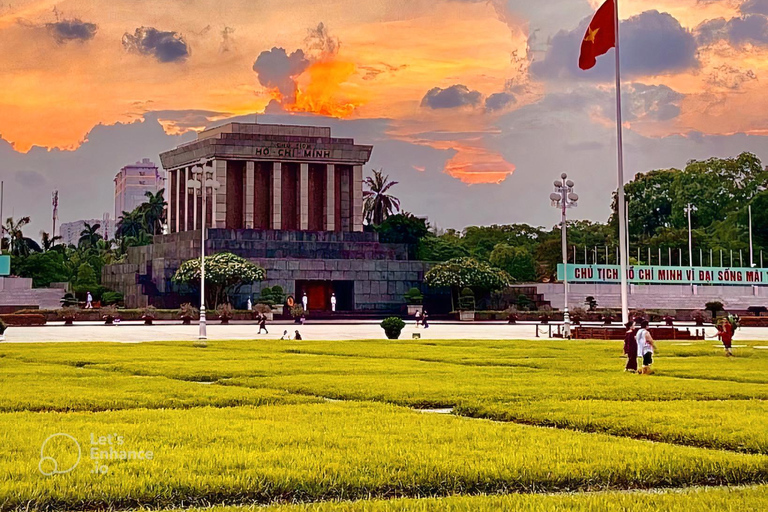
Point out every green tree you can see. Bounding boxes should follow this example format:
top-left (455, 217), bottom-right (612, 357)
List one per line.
top-left (116, 209), bottom-right (147, 239)
top-left (425, 257), bottom-right (512, 310)
top-left (375, 213), bottom-right (429, 255)
top-left (40, 231), bottom-right (63, 252)
top-left (363, 169), bottom-right (401, 226)
top-left (416, 235), bottom-right (469, 262)
top-left (4, 217), bottom-right (42, 257)
top-left (142, 189), bottom-right (167, 235)
top-left (489, 244), bottom-right (538, 282)
top-left (78, 222), bottom-right (102, 250)
top-left (172, 252), bottom-right (266, 307)
top-left (12, 251), bottom-right (69, 287)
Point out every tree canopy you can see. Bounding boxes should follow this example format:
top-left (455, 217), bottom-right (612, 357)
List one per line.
top-left (172, 252), bottom-right (266, 307)
top-left (425, 257), bottom-right (512, 291)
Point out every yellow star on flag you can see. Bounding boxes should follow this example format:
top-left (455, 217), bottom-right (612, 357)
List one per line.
top-left (585, 27), bottom-right (599, 43)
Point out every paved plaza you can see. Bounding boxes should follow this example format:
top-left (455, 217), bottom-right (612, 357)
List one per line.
top-left (3, 320), bottom-right (768, 345)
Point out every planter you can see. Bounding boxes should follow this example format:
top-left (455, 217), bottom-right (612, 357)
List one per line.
top-left (459, 310), bottom-right (475, 322)
top-left (407, 304), bottom-right (424, 316)
top-left (104, 317), bottom-right (115, 326)
top-left (507, 315), bottom-right (517, 324)
top-left (539, 317), bottom-right (550, 324)
top-left (181, 316), bottom-right (192, 325)
top-left (143, 317), bottom-right (154, 325)
top-left (220, 317), bottom-right (231, 325)
top-left (63, 318), bottom-right (75, 326)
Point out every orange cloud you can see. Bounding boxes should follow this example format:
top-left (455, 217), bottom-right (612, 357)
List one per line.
top-left (443, 144), bottom-right (516, 184)
top-left (278, 59), bottom-right (365, 118)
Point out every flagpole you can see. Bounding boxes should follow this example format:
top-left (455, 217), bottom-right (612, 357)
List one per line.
top-left (614, 0), bottom-right (629, 324)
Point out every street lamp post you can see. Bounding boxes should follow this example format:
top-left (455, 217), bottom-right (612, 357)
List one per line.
top-left (187, 159), bottom-right (219, 346)
top-left (749, 204), bottom-right (754, 267)
top-left (550, 173), bottom-right (579, 339)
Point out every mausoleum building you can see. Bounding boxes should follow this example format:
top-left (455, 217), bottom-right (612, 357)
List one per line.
top-left (103, 122), bottom-right (429, 312)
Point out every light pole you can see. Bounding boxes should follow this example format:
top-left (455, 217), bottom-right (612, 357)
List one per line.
top-left (749, 204), bottom-right (755, 267)
top-left (550, 173), bottom-right (579, 339)
top-left (187, 159), bottom-right (219, 345)
top-left (684, 203), bottom-right (697, 266)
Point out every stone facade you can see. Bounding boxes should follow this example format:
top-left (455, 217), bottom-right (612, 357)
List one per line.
top-left (104, 122), bottom-right (428, 313)
top-left (102, 230), bottom-right (429, 312)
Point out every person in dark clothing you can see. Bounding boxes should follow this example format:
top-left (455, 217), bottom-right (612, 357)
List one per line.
top-left (422, 310), bottom-right (429, 329)
top-left (258, 314), bottom-right (268, 334)
top-left (294, 330), bottom-right (302, 340)
top-left (623, 320), bottom-right (637, 372)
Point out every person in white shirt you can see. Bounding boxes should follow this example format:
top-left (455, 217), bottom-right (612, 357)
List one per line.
top-left (636, 319), bottom-right (657, 375)
top-left (85, 292), bottom-right (93, 309)
top-left (330, 293), bottom-right (337, 312)
top-left (302, 292), bottom-right (308, 311)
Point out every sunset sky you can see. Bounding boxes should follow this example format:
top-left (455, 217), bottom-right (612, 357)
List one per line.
top-left (3, 0), bottom-right (768, 234)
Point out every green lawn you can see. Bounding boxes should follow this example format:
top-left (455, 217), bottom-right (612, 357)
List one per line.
top-left (0, 337), bottom-right (766, 511)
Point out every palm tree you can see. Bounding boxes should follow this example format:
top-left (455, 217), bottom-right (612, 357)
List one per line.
top-left (142, 189), bottom-right (167, 235)
top-left (363, 169), bottom-right (401, 226)
top-left (78, 222), bottom-right (102, 250)
top-left (40, 231), bottom-right (63, 252)
top-left (117, 210), bottom-right (145, 238)
top-left (4, 217), bottom-right (42, 256)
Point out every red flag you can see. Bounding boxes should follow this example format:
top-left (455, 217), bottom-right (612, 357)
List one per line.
top-left (578, 0), bottom-right (616, 70)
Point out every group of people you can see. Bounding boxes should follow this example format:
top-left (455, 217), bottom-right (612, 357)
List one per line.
top-left (623, 319), bottom-right (657, 374)
top-left (414, 309), bottom-right (430, 328)
top-left (279, 330), bottom-right (302, 340)
top-left (624, 313), bottom-right (739, 372)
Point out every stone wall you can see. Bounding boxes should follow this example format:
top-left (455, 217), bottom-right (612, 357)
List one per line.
top-left (102, 229), bottom-right (429, 311)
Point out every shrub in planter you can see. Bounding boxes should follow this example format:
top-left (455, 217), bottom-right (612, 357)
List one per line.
top-left (516, 294), bottom-right (534, 311)
top-left (458, 288), bottom-right (476, 311)
top-left (101, 305), bottom-right (119, 325)
top-left (585, 296), bottom-right (598, 311)
top-left (141, 305), bottom-right (157, 325)
top-left (705, 301), bottom-right (724, 318)
top-left (692, 310), bottom-right (712, 326)
top-left (102, 291), bottom-right (125, 306)
top-left (60, 292), bottom-right (78, 308)
top-left (570, 306), bottom-right (587, 325)
top-left (381, 317), bottom-right (406, 339)
top-left (404, 287), bottom-right (424, 305)
top-left (216, 303), bottom-right (233, 324)
top-left (58, 306), bottom-right (78, 326)
top-left (290, 304), bottom-right (306, 324)
top-left (602, 309), bottom-right (616, 325)
top-left (269, 286), bottom-right (286, 306)
top-left (179, 303), bottom-right (198, 325)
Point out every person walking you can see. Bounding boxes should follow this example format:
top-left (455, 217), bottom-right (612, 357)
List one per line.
top-left (623, 321), bottom-right (637, 372)
top-left (636, 320), bottom-right (656, 375)
top-left (422, 309), bottom-right (429, 329)
top-left (85, 291), bottom-right (93, 309)
top-left (258, 314), bottom-right (268, 335)
top-left (414, 310), bottom-right (421, 328)
top-left (717, 315), bottom-right (735, 356)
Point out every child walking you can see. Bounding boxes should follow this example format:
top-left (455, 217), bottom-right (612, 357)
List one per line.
top-left (636, 320), bottom-right (656, 375)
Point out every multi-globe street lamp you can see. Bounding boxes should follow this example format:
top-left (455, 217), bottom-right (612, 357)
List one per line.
top-left (187, 158), bottom-right (219, 346)
top-left (684, 203), bottom-right (697, 266)
top-left (550, 173), bottom-right (578, 339)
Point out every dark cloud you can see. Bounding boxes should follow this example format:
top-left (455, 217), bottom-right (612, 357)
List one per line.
top-left (122, 27), bottom-right (189, 63)
top-left (741, 0), bottom-right (768, 16)
top-left (531, 10), bottom-right (698, 80)
top-left (485, 92), bottom-right (517, 112)
top-left (46, 18), bottom-right (97, 43)
top-left (252, 47), bottom-right (310, 101)
top-left (695, 14), bottom-right (768, 46)
top-left (421, 84), bottom-right (482, 109)
top-left (304, 22), bottom-right (339, 59)
top-left (624, 83), bottom-right (684, 122)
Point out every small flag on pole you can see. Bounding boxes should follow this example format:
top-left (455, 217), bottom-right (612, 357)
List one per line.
top-left (578, 0), bottom-right (616, 70)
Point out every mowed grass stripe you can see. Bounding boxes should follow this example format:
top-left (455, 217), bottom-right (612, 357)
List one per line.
top-left (184, 485), bottom-right (768, 511)
top-left (455, 399), bottom-right (768, 455)
top-left (2, 403), bottom-right (768, 511)
top-left (0, 359), bottom-right (318, 413)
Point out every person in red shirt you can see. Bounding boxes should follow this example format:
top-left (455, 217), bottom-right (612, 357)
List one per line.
top-left (718, 317), bottom-right (734, 357)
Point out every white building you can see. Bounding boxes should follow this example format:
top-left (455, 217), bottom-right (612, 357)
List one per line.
top-left (114, 158), bottom-right (164, 220)
top-left (59, 216), bottom-right (115, 246)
